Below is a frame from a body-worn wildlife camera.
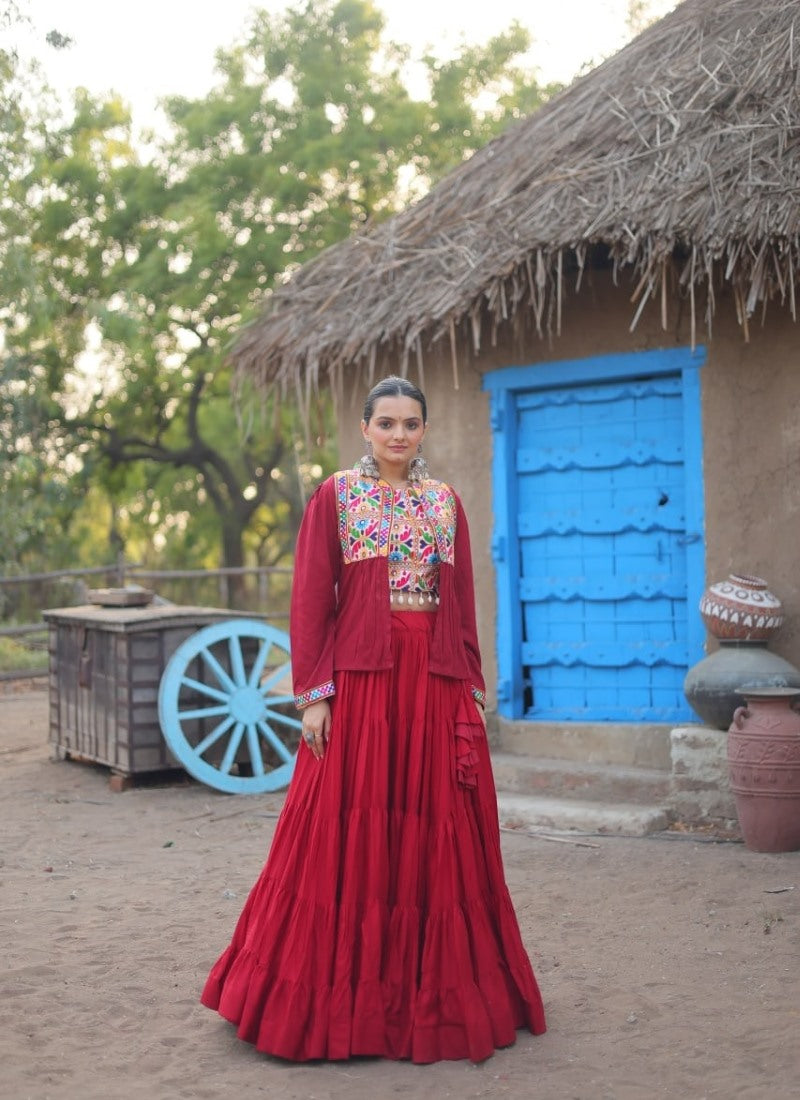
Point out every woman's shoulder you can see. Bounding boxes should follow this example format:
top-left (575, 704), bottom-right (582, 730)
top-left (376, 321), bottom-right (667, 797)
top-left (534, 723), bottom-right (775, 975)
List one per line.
top-left (302, 473), bottom-right (339, 513)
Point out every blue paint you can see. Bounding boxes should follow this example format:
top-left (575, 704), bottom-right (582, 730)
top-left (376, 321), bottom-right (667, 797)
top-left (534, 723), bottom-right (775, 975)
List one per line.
top-left (484, 348), bottom-right (707, 723)
top-left (488, 387), bottom-right (525, 715)
top-left (159, 619), bottom-right (299, 792)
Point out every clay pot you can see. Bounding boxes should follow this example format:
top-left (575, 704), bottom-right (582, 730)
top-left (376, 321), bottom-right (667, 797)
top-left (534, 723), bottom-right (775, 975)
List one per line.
top-left (683, 642), bottom-right (800, 730)
top-left (700, 574), bottom-right (784, 642)
top-left (727, 687), bottom-right (800, 853)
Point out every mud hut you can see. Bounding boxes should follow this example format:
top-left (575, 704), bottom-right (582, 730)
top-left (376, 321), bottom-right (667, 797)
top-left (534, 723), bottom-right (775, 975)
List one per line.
top-left (232, 0), bottom-right (800, 752)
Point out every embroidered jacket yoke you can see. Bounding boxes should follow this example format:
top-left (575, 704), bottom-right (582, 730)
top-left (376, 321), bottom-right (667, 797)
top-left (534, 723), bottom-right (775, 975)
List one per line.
top-left (290, 470), bottom-right (486, 710)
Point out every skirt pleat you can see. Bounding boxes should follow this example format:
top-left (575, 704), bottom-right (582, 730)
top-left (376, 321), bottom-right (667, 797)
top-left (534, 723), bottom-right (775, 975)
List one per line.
top-left (201, 611), bottom-right (546, 1062)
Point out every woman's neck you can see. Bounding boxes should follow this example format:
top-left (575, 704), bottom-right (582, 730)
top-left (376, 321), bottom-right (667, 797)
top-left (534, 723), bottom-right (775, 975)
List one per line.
top-left (377, 464), bottom-right (410, 489)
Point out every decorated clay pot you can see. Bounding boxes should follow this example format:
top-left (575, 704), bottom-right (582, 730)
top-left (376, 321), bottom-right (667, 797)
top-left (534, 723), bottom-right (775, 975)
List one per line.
top-left (727, 687), bottom-right (800, 853)
top-left (700, 574), bottom-right (784, 642)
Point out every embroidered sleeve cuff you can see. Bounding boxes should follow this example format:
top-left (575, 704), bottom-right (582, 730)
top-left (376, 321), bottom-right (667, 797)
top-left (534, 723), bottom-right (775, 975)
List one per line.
top-left (295, 681), bottom-right (335, 709)
top-left (472, 687), bottom-right (486, 708)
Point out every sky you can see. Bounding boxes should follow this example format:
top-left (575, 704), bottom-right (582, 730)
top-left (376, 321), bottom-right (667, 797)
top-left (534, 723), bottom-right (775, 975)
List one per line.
top-left (13, 0), bottom-right (678, 131)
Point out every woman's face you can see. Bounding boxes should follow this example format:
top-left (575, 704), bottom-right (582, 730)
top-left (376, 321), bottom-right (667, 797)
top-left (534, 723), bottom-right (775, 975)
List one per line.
top-left (361, 395), bottom-right (426, 478)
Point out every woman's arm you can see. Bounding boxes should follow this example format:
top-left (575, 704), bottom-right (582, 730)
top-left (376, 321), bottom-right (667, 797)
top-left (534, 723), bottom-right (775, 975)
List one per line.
top-left (453, 493), bottom-right (486, 707)
top-left (289, 477), bottom-right (341, 710)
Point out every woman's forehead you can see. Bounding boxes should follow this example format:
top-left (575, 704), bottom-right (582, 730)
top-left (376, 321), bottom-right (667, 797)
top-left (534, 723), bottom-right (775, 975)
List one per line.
top-left (369, 395), bottom-right (424, 419)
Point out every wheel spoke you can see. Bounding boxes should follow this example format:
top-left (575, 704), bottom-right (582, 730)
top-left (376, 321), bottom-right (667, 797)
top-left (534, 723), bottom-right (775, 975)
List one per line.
top-left (177, 703), bottom-right (231, 722)
top-left (245, 723), bottom-right (266, 777)
top-left (199, 645), bottom-right (237, 693)
top-left (220, 722), bottom-right (246, 774)
top-left (194, 715), bottom-right (237, 756)
top-left (257, 720), bottom-right (295, 764)
top-left (229, 634), bottom-right (246, 686)
top-left (263, 706), bottom-right (302, 731)
top-left (259, 691), bottom-right (295, 706)
top-left (178, 676), bottom-right (231, 705)
top-left (259, 659), bottom-right (292, 695)
top-left (246, 639), bottom-right (271, 689)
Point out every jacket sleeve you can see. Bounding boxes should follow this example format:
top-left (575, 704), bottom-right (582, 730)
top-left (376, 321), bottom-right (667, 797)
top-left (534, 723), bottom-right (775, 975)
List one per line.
top-left (289, 476), bottom-right (341, 709)
top-left (453, 493), bottom-right (486, 706)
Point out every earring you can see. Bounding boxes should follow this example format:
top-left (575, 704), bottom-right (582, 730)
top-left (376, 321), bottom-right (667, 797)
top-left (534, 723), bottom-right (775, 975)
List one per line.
top-left (408, 444), bottom-right (429, 483)
top-left (356, 439), bottom-right (380, 479)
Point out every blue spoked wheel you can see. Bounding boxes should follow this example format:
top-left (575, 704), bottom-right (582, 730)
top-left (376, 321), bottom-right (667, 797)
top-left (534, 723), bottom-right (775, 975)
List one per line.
top-left (158, 619), bottom-right (299, 794)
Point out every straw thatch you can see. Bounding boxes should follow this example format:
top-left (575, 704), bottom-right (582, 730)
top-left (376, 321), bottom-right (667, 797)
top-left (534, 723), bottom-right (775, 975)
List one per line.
top-left (232, 0), bottom-right (800, 393)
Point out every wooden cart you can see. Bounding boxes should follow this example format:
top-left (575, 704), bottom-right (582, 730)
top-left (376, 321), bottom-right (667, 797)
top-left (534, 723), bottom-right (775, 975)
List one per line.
top-left (44, 602), bottom-right (298, 793)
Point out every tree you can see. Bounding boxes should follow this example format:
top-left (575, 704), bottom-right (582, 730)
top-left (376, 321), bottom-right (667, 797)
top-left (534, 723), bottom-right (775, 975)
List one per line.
top-left (2, 0), bottom-right (558, 591)
top-left (0, 4), bottom-right (91, 574)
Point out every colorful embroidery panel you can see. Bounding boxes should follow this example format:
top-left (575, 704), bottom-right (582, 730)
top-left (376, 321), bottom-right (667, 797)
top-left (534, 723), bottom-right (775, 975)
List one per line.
top-left (387, 489), bottom-right (440, 594)
top-left (335, 470), bottom-right (456, 569)
top-left (336, 472), bottom-right (393, 561)
top-left (294, 680), bottom-right (336, 709)
top-left (419, 484), bottom-right (457, 566)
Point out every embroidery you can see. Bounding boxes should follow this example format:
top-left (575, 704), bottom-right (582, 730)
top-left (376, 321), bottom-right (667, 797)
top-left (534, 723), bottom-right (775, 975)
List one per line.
top-left (335, 470), bottom-right (456, 567)
top-left (336, 471), bottom-right (392, 561)
top-left (419, 483), bottom-right (456, 565)
top-left (387, 488), bottom-right (440, 593)
top-left (295, 680), bottom-right (336, 709)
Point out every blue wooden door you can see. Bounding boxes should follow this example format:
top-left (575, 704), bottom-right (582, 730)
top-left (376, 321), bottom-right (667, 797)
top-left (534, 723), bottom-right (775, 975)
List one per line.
top-left (484, 349), bottom-right (706, 723)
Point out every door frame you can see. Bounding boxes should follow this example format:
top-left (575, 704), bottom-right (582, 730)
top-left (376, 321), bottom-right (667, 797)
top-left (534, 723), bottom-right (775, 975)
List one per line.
top-left (482, 347), bottom-right (707, 720)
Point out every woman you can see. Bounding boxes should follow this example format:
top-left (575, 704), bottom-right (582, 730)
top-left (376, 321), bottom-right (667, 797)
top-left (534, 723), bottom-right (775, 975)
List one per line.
top-left (201, 376), bottom-right (546, 1062)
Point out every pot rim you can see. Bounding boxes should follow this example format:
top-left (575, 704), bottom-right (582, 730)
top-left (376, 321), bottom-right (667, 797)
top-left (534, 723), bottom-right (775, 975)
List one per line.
top-left (735, 685), bottom-right (800, 698)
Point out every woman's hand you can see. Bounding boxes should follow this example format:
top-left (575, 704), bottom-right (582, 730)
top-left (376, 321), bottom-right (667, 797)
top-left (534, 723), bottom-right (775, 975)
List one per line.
top-left (300, 700), bottom-right (332, 760)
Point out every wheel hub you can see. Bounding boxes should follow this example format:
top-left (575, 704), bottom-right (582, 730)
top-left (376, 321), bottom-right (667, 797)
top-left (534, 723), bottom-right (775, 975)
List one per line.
top-left (229, 686), bottom-right (267, 724)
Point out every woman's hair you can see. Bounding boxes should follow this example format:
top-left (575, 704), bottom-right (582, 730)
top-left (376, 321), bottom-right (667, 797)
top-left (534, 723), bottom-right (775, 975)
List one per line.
top-left (362, 375), bottom-right (427, 424)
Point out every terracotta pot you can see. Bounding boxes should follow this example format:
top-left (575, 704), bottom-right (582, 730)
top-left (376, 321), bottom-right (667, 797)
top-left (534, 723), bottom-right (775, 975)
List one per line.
top-left (727, 687), bottom-right (800, 853)
top-left (700, 573), bottom-right (784, 642)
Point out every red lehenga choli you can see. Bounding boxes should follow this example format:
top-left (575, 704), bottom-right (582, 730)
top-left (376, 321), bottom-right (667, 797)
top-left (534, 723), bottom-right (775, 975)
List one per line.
top-left (200, 472), bottom-right (546, 1062)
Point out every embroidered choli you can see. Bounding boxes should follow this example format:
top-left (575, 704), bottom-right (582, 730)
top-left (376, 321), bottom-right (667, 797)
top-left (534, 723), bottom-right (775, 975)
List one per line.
top-left (290, 470), bottom-right (485, 710)
top-left (387, 489), bottom-right (440, 597)
top-left (336, 471), bottom-right (452, 599)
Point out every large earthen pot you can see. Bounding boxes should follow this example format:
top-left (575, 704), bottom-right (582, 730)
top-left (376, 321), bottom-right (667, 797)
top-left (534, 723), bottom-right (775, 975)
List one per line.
top-left (727, 687), bottom-right (800, 853)
top-left (684, 642), bottom-right (800, 730)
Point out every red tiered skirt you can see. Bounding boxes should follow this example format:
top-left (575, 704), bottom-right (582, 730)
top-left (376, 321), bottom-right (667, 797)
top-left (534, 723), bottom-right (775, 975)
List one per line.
top-left (201, 611), bottom-right (546, 1062)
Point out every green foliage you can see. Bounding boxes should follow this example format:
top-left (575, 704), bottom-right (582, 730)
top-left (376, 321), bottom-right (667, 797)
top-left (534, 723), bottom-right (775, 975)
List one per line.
top-left (0, 0), bottom-right (557, 586)
top-left (0, 634), bottom-right (48, 672)
top-left (0, 19), bottom-right (93, 572)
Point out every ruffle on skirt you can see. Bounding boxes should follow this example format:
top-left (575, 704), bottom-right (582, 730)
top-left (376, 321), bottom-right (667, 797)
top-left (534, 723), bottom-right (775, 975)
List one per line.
top-left (201, 611), bottom-right (546, 1063)
top-left (454, 690), bottom-right (481, 790)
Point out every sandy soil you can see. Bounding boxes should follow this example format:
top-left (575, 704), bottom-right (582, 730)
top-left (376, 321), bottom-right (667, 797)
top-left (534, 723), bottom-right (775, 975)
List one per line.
top-left (1, 682), bottom-right (798, 1100)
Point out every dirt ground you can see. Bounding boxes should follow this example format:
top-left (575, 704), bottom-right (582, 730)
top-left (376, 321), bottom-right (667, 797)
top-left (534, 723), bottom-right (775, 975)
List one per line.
top-left (1, 682), bottom-right (798, 1100)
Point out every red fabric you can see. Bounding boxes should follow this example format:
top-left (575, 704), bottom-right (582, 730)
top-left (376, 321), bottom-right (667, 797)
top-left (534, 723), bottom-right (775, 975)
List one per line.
top-left (201, 612), bottom-right (546, 1063)
top-left (289, 476), bottom-right (485, 705)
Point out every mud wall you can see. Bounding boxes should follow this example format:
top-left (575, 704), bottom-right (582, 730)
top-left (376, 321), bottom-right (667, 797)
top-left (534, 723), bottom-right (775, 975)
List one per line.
top-left (336, 269), bottom-right (800, 702)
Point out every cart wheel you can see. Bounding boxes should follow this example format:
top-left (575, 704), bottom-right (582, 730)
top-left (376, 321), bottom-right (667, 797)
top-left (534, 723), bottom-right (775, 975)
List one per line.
top-left (158, 619), bottom-right (299, 794)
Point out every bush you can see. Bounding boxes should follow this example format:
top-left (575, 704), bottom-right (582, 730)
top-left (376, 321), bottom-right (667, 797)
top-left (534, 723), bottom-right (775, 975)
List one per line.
top-left (0, 634), bottom-right (48, 673)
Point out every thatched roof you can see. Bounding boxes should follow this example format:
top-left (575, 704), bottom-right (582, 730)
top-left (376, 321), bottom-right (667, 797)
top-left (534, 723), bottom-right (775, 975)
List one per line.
top-left (233, 0), bottom-right (800, 391)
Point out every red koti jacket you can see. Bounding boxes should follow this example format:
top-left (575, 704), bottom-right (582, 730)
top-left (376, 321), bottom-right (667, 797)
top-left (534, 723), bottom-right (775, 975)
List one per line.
top-left (290, 470), bottom-right (486, 710)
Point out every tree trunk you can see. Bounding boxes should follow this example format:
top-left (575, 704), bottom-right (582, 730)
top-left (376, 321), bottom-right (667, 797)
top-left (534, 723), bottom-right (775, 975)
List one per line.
top-left (220, 514), bottom-right (248, 609)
